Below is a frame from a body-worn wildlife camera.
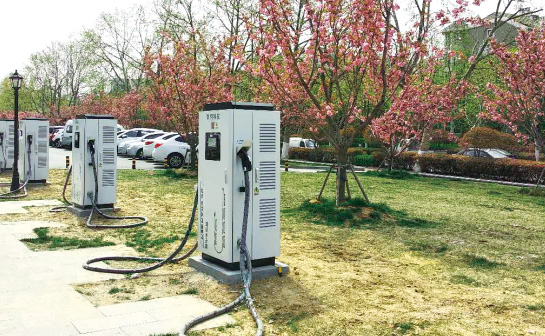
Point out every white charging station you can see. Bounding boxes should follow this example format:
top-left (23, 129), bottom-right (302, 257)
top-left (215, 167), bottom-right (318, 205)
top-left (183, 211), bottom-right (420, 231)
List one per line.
top-left (18, 118), bottom-right (49, 183)
top-left (71, 115), bottom-right (117, 210)
top-left (0, 119), bottom-right (15, 170)
top-left (189, 102), bottom-right (288, 283)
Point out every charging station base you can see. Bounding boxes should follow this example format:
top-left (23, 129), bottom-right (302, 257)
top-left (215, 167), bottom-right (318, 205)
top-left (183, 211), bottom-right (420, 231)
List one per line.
top-left (188, 255), bottom-right (289, 284)
top-left (67, 205), bottom-right (120, 217)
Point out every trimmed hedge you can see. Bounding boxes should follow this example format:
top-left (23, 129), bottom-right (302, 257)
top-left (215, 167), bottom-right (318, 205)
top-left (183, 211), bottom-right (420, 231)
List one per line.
top-left (290, 147), bottom-right (545, 183)
top-left (289, 147), bottom-right (379, 163)
top-left (372, 151), bottom-right (418, 170)
top-left (353, 154), bottom-right (375, 166)
top-left (418, 154), bottom-right (545, 183)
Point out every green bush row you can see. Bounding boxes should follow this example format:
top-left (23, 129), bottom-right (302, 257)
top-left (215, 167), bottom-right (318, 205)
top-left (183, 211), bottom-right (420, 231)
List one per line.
top-left (417, 154), bottom-right (545, 183)
top-left (289, 147), bottom-right (381, 163)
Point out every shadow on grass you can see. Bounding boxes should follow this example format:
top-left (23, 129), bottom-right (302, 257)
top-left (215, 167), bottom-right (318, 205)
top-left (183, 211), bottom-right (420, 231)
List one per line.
top-left (519, 188), bottom-right (545, 197)
top-left (21, 227), bottom-right (114, 250)
top-left (154, 169), bottom-right (197, 179)
top-left (450, 274), bottom-right (481, 287)
top-left (405, 240), bottom-right (449, 255)
top-left (463, 254), bottom-right (504, 269)
top-left (293, 197), bottom-right (438, 229)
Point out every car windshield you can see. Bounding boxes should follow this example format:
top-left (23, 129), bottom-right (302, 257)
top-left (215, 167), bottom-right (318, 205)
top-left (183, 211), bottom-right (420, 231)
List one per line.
top-left (162, 134), bottom-right (176, 140)
top-left (487, 149), bottom-right (508, 158)
top-left (305, 140), bottom-right (316, 148)
top-left (144, 133), bottom-right (165, 140)
top-left (491, 149), bottom-right (510, 155)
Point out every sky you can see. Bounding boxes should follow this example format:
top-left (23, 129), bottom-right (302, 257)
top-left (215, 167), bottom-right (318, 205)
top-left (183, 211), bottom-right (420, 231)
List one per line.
top-left (0, 0), bottom-right (543, 81)
top-left (0, 0), bottom-right (150, 79)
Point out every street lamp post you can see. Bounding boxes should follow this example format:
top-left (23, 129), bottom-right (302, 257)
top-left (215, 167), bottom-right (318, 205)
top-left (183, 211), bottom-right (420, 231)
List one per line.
top-left (9, 70), bottom-right (23, 192)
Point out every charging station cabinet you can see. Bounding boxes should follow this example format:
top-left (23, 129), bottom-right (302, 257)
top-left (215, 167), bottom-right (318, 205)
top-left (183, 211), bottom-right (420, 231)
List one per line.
top-left (18, 118), bottom-right (49, 183)
top-left (196, 102), bottom-right (281, 271)
top-left (71, 115), bottom-right (117, 209)
top-left (0, 119), bottom-right (15, 170)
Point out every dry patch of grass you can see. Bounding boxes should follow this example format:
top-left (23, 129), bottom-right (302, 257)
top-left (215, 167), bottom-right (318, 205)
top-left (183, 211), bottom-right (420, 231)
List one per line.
top-left (2, 169), bottom-right (545, 335)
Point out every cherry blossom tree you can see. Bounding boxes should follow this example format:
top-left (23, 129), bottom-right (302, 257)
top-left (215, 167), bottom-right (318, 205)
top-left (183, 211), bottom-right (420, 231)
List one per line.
top-left (371, 63), bottom-right (467, 171)
top-left (482, 27), bottom-right (545, 162)
top-left (143, 34), bottom-right (233, 169)
top-left (252, 0), bottom-right (468, 203)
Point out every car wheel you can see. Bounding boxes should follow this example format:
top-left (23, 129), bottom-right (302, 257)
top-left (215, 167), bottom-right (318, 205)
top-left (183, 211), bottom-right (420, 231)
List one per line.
top-left (167, 153), bottom-right (184, 168)
top-left (136, 148), bottom-right (144, 159)
top-left (54, 139), bottom-right (61, 148)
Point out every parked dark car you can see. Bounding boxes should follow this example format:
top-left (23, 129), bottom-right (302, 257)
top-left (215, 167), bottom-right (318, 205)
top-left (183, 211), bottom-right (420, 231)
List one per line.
top-left (457, 148), bottom-right (514, 159)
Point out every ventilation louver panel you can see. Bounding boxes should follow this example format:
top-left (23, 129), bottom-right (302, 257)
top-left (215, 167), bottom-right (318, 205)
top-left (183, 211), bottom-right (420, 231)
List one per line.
top-left (103, 148), bottom-right (115, 165)
top-left (38, 126), bottom-right (48, 139)
top-left (259, 161), bottom-right (276, 190)
top-left (259, 198), bottom-right (277, 228)
top-left (102, 169), bottom-right (115, 187)
top-left (259, 123), bottom-right (276, 153)
top-left (38, 141), bottom-right (47, 154)
top-left (8, 125), bottom-right (14, 146)
top-left (38, 157), bottom-right (47, 168)
top-left (102, 126), bottom-right (115, 144)
top-left (7, 149), bottom-right (14, 160)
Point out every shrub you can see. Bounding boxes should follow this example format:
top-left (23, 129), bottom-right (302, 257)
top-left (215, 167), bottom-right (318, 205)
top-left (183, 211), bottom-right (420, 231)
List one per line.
top-left (430, 129), bottom-right (453, 143)
top-left (459, 127), bottom-right (522, 153)
top-left (289, 147), bottom-right (374, 163)
top-left (372, 151), bottom-right (418, 170)
top-left (363, 126), bottom-right (382, 148)
top-left (418, 154), bottom-right (545, 183)
top-left (429, 142), bottom-right (459, 151)
top-left (353, 154), bottom-right (375, 166)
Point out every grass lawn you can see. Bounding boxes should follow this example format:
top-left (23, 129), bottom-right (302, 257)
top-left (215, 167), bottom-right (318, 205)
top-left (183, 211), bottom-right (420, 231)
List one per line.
top-left (1, 169), bottom-right (544, 335)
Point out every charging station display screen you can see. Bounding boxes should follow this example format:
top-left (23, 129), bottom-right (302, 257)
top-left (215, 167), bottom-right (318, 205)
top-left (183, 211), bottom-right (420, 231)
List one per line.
top-left (207, 137), bottom-right (217, 147)
top-left (205, 132), bottom-right (220, 161)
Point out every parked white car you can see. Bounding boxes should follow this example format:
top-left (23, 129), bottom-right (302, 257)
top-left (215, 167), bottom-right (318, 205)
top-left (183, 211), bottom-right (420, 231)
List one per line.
top-left (289, 137), bottom-right (317, 149)
top-left (51, 129), bottom-right (64, 148)
top-left (152, 134), bottom-right (191, 168)
top-left (142, 133), bottom-right (177, 159)
top-left (124, 132), bottom-right (166, 158)
top-left (118, 132), bottom-right (164, 155)
top-left (117, 128), bottom-right (159, 152)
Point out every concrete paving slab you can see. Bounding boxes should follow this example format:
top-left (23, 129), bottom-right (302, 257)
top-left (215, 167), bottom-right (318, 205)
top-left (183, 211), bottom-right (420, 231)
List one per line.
top-left (81, 329), bottom-right (127, 336)
top-left (72, 312), bottom-right (156, 334)
top-left (0, 200), bottom-right (62, 214)
top-left (0, 221), bottom-right (236, 335)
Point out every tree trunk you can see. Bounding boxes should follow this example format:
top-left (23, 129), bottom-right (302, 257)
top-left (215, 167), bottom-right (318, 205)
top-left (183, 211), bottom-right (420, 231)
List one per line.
top-left (418, 126), bottom-right (432, 154)
top-left (281, 130), bottom-right (290, 160)
top-left (336, 148), bottom-right (349, 205)
top-left (535, 142), bottom-right (540, 162)
top-left (414, 126), bottom-right (432, 172)
top-left (189, 136), bottom-right (197, 170)
top-left (388, 152), bottom-right (394, 173)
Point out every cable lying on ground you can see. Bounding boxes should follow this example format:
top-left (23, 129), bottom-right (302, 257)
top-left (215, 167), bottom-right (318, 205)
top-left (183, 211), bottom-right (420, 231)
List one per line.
top-left (85, 140), bottom-right (148, 229)
top-left (0, 142), bottom-right (32, 199)
top-left (83, 189), bottom-right (197, 274)
top-left (49, 165), bottom-right (72, 212)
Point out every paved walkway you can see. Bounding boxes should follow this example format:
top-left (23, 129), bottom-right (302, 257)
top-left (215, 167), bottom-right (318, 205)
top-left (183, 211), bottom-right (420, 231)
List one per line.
top-left (0, 221), bottom-right (234, 336)
top-left (0, 200), bottom-right (62, 215)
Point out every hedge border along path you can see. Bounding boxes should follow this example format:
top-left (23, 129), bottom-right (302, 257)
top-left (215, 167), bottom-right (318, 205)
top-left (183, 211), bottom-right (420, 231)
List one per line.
top-left (417, 172), bottom-right (545, 189)
top-left (290, 148), bottom-right (545, 185)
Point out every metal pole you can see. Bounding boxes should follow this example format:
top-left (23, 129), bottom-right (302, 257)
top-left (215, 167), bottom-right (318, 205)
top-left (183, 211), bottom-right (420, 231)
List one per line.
top-left (10, 88), bottom-right (20, 192)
